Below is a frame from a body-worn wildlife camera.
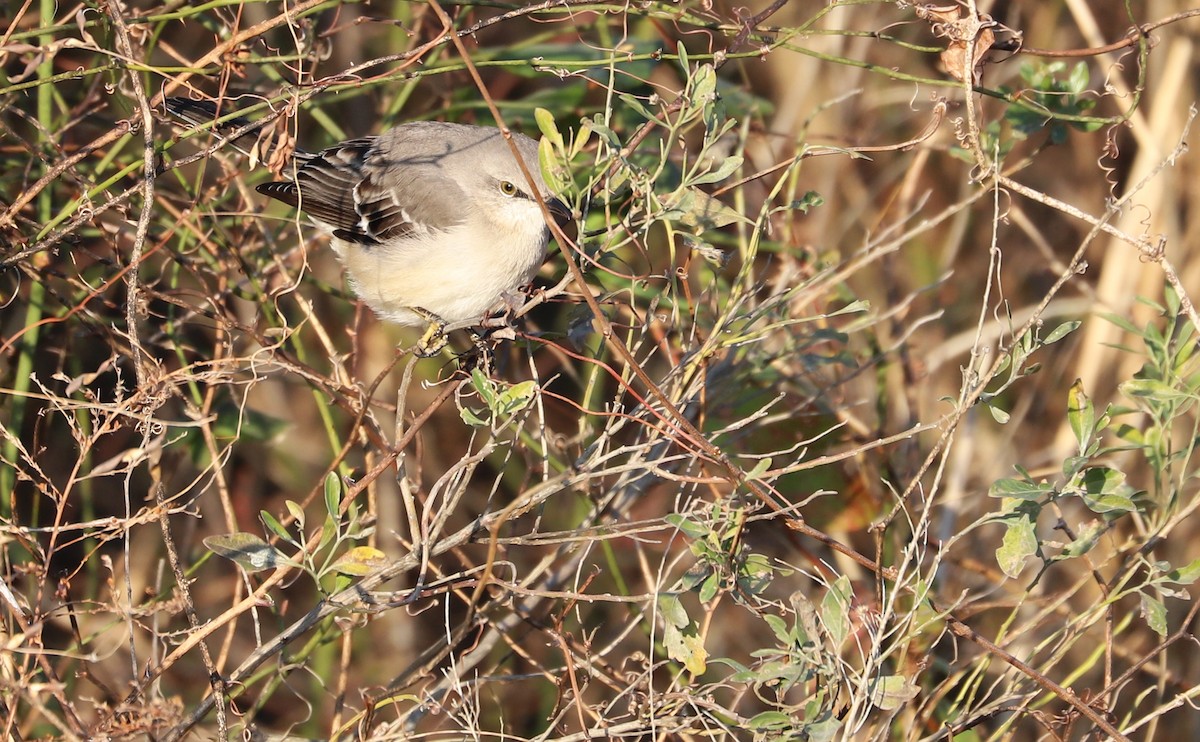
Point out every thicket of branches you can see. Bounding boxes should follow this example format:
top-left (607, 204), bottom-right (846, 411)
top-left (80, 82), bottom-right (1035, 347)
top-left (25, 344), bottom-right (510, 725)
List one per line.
top-left (2, 0), bottom-right (1199, 739)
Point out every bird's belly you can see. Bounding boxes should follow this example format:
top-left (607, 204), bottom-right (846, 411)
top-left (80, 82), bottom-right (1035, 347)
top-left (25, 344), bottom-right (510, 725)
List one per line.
top-left (334, 229), bottom-right (547, 326)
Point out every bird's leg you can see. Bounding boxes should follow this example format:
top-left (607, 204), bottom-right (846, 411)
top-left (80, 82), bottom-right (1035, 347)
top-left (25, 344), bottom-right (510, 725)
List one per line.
top-left (410, 307), bottom-right (449, 358)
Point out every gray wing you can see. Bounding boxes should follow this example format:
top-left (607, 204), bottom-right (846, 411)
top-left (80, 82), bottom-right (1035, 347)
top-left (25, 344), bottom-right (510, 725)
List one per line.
top-left (256, 136), bottom-right (468, 247)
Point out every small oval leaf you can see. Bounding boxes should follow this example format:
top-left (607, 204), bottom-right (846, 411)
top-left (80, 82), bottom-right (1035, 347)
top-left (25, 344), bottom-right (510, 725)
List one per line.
top-left (204, 533), bottom-right (285, 573)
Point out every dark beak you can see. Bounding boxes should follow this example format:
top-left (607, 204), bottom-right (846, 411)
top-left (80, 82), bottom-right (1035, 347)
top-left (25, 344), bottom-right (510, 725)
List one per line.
top-left (545, 196), bottom-right (572, 228)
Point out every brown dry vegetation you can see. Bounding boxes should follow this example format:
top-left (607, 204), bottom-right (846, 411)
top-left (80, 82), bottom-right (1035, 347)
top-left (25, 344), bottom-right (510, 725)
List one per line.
top-left (2, 0), bottom-right (1200, 739)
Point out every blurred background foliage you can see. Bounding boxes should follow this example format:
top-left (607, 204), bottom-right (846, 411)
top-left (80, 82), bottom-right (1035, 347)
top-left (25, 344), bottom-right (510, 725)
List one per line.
top-left (2, 0), bottom-right (1199, 739)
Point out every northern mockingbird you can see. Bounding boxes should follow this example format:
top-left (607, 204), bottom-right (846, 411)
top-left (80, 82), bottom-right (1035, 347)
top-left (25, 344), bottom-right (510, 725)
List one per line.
top-left (164, 97), bottom-right (568, 353)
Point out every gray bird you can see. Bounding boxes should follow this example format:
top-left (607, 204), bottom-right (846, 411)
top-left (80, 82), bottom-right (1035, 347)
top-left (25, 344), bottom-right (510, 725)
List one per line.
top-left (165, 98), bottom-right (568, 350)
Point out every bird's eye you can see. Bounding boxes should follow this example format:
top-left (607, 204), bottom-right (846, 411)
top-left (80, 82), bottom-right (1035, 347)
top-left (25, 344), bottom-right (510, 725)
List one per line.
top-left (499, 180), bottom-right (518, 196)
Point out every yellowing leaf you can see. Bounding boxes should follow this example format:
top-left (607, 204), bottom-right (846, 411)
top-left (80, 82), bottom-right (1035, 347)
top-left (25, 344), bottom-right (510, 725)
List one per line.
top-left (330, 546), bottom-right (389, 577)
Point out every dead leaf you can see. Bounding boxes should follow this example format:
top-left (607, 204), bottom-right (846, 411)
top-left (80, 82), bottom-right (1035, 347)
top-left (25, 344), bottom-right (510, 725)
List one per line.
top-left (916, 4), bottom-right (998, 84)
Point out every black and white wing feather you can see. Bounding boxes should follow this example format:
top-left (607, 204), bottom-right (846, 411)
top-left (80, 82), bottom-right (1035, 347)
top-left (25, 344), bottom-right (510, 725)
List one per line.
top-left (256, 138), bottom-right (469, 247)
top-left (164, 98), bottom-right (470, 247)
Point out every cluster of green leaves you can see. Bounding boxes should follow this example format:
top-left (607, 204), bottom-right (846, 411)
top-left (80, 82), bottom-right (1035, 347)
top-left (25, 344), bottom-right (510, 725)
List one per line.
top-left (976, 61), bottom-right (1106, 160)
top-left (535, 55), bottom-right (757, 302)
top-left (661, 506), bottom-right (867, 739)
top-left (976, 319), bottom-right (1080, 424)
top-left (1109, 291), bottom-right (1200, 512)
top-left (989, 289), bottom-right (1200, 635)
top-left (205, 473), bottom-right (386, 588)
top-left (459, 367), bottom-right (539, 430)
top-left (659, 507), bottom-right (772, 676)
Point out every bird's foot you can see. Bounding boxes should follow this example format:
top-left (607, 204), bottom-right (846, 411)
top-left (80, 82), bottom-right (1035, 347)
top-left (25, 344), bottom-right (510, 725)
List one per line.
top-left (411, 307), bottom-right (449, 358)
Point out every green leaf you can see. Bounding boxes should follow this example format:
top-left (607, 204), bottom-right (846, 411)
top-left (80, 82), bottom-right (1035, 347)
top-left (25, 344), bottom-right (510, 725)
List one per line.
top-left (1062, 455), bottom-right (1088, 479)
top-left (867, 674), bottom-right (920, 710)
top-left (1067, 61), bottom-right (1089, 94)
top-left (1044, 320), bottom-right (1080, 344)
top-left (495, 379), bottom-right (538, 416)
top-left (690, 155), bottom-right (743, 186)
top-left (989, 477), bottom-right (1053, 500)
top-left (1113, 423), bottom-right (1144, 445)
top-left (1121, 378), bottom-right (1190, 403)
top-left (538, 137), bottom-right (569, 194)
top-left (204, 533), bottom-right (288, 573)
top-left (1079, 468), bottom-right (1136, 514)
top-left (1164, 558), bottom-right (1200, 585)
top-left (698, 571), bottom-right (720, 602)
top-left (745, 457), bottom-right (772, 481)
top-left (260, 510), bottom-right (294, 545)
top-left (533, 107), bottom-right (563, 149)
top-left (793, 190), bottom-right (824, 212)
top-left (771, 190), bottom-right (826, 216)
top-left (665, 514), bottom-right (709, 540)
top-left (986, 403), bottom-right (1010, 424)
top-left (688, 534), bottom-right (719, 560)
top-left (662, 619), bottom-right (707, 675)
top-left (471, 367), bottom-right (496, 406)
top-left (827, 300), bottom-right (868, 318)
top-left (709, 657), bottom-right (750, 677)
top-left (324, 472), bottom-right (342, 518)
top-left (1067, 379), bottom-right (1095, 450)
top-left (690, 63), bottom-right (716, 107)
top-left (1058, 519), bottom-right (1106, 559)
top-left (587, 117), bottom-right (621, 148)
top-left (658, 593), bottom-right (689, 628)
top-left (996, 515), bottom-right (1038, 578)
top-left (1081, 492), bottom-right (1137, 514)
top-left (763, 613), bottom-right (791, 646)
top-left (820, 576), bottom-right (852, 649)
top-left (662, 186), bottom-right (750, 229)
top-left (285, 500), bottom-right (305, 529)
top-left (746, 711), bottom-right (791, 731)
top-left (741, 552), bottom-right (773, 578)
top-left (617, 93), bottom-right (659, 124)
top-left (803, 717), bottom-right (842, 742)
top-left (1100, 312), bottom-right (1142, 335)
top-left (1140, 592), bottom-right (1167, 637)
top-left (570, 119), bottom-right (594, 158)
top-left (459, 405), bottom-right (488, 427)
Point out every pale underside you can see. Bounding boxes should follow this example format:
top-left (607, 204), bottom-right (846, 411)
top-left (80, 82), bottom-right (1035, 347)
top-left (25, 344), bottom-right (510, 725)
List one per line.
top-left (258, 122), bottom-right (556, 327)
top-left (330, 202), bottom-right (551, 326)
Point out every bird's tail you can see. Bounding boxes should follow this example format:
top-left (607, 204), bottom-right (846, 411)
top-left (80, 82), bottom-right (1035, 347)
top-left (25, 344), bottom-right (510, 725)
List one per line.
top-left (164, 98), bottom-right (263, 153)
